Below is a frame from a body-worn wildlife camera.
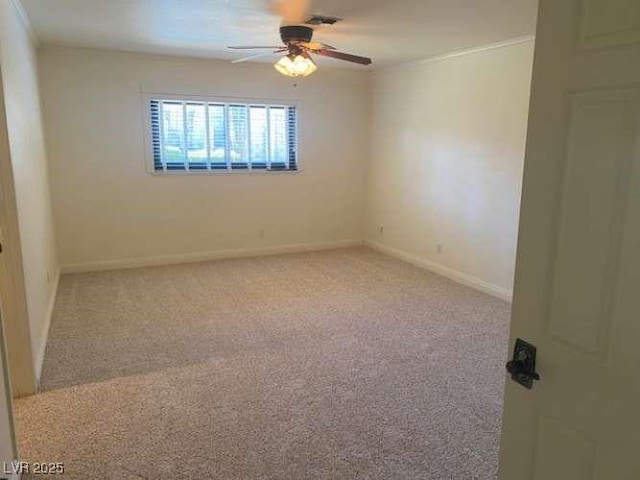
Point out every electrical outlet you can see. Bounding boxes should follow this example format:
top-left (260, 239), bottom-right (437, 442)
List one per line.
top-left (259, 229), bottom-right (265, 239)
top-left (437, 244), bottom-right (443, 254)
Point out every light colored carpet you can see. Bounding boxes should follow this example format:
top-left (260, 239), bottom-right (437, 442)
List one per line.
top-left (15, 247), bottom-right (510, 479)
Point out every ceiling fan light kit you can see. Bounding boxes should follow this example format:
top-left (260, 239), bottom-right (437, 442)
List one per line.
top-left (228, 22), bottom-right (372, 78)
top-left (273, 26), bottom-right (317, 78)
top-left (274, 52), bottom-right (317, 77)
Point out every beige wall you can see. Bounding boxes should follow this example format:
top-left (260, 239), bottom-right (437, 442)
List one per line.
top-left (0, 0), bottom-right (58, 394)
top-left (36, 40), bottom-right (532, 301)
top-left (38, 47), bottom-right (369, 270)
top-left (366, 40), bottom-right (534, 298)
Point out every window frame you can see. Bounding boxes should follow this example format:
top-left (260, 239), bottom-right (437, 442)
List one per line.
top-left (142, 92), bottom-right (300, 175)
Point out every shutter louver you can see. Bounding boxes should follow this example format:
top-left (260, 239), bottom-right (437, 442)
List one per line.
top-left (150, 100), bottom-right (164, 171)
top-left (287, 106), bottom-right (298, 171)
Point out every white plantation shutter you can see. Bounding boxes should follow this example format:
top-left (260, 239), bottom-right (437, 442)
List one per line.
top-left (185, 103), bottom-right (207, 170)
top-left (208, 104), bottom-right (227, 169)
top-left (148, 96), bottom-right (298, 173)
top-left (228, 105), bottom-right (249, 168)
top-left (269, 107), bottom-right (287, 167)
top-left (250, 106), bottom-right (268, 168)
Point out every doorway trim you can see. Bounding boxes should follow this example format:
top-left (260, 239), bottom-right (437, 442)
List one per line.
top-left (0, 62), bottom-right (37, 397)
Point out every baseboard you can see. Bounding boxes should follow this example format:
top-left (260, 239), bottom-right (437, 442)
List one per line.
top-left (365, 239), bottom-right (513, 302)
top-left (61, 239), bottom-right (364, 274)
top-left (34, 267), bottom-right (60, 386)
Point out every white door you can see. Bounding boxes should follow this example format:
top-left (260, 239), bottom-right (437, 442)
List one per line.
top-left (498, 0), bottom-right (640, 479)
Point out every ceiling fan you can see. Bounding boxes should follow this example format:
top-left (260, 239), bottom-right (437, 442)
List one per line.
top-left (228, 22), bottom-right (372, 77)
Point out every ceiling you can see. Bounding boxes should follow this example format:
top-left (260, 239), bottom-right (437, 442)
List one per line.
top-left (20, 0), bottom-right (538, 69)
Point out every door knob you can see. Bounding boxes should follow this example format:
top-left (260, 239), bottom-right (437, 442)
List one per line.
top-left (506, 338), bottom-right (540, 389)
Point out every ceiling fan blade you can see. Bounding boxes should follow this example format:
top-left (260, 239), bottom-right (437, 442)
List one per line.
top-left (228, 46), bottom-right (284, 50)
top-left (271, 0), bottom-right (312, 25)
top-left (231, 50), bottom-right (286, 64)
top-left (314, 49), bottom-right (372, 66)
top-left (300, 42), bottom-right (336, 51)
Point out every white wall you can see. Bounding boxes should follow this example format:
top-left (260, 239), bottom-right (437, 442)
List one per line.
top-left (366, 40), bottom-right (534, 299)
top-left (38, 47), bottom-right (369, 270)
top-left (0, 0), bottom-right (59, 393)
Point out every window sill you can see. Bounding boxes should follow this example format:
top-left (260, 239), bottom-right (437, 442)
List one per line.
top-left (148, 169), bottom-right (301, 176)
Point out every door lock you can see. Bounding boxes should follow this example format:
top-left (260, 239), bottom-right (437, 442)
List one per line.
top-left (506, 338), bottom-right (540, 389)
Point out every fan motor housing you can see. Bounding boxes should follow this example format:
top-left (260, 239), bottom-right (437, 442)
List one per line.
top-left (280, 25), bottom-right (313, 44)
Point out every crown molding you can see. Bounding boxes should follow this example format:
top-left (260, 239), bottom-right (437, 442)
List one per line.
top-left (378, 35), bottom-right (535, 73)
top-left (8, 0), bottom-right (40, 47)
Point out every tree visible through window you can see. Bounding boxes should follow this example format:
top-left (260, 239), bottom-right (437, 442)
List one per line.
top-left (148, 97), bottom-right (298, 173)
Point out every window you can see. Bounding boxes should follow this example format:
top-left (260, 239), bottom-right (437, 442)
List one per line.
top-left (146, 95), bottom-right (298, 173)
